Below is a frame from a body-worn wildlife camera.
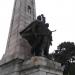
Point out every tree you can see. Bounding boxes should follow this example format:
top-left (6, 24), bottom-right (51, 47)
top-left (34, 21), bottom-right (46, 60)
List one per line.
top-left (53, 42), bottom-right (75, 64)
top-left (52, 42), bottom-right (75, 75)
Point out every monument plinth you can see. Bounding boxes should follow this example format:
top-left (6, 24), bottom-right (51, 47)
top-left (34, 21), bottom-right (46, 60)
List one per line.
top-left (0, 57), bottom-right (63, 75)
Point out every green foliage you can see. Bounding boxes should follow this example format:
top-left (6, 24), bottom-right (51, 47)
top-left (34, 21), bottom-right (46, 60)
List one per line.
top-left (69, 63), bottom-right (75, 75)
top-left (53, 42), bottom-right (75, 64)
top-left (51, 41), bottom-right (75, 75)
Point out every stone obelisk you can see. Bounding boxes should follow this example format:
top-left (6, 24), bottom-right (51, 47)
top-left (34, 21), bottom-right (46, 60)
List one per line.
top-left (1, 0), bottom-right (36, 63)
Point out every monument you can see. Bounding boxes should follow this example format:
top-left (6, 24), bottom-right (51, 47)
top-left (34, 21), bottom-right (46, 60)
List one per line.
top-left (0, 0), bottom-right (63, 75)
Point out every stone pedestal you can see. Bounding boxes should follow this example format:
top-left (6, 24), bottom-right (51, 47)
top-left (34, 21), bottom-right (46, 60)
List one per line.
top-left (0, 56), bottom-right (63, 75)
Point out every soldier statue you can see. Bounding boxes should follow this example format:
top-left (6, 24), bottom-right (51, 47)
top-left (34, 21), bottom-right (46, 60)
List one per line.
top-left (20, 14), bottom-right (56, 58)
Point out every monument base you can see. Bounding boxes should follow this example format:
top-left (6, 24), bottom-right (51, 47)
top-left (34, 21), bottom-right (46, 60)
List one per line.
top-left (0, 56), bottom-right (63, 75)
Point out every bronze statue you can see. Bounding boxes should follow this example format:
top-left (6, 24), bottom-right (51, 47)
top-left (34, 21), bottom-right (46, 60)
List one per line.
top-left (20, 14), bottom-right (55, 58)
top-left (37, 14), bottom-right (46, 23)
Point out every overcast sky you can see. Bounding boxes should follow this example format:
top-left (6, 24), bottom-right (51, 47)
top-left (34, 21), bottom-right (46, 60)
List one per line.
top-left (0, 0), bottom-right (75, 59)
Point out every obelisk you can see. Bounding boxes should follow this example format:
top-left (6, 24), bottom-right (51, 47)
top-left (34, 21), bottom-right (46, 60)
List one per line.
top-left (1, 0), bottom-right (36, 63)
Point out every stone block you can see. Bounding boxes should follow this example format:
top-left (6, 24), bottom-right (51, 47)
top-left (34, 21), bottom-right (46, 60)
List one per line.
top-left (0, 57), bottom-right (63, 75)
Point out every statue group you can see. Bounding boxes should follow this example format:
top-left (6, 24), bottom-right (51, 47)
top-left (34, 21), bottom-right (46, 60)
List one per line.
top-left (20, 14), bottom-right (55, 58)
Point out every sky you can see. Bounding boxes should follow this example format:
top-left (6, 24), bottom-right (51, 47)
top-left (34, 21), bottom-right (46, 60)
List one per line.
top-left (0, 0), bottom-right (75, 59)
